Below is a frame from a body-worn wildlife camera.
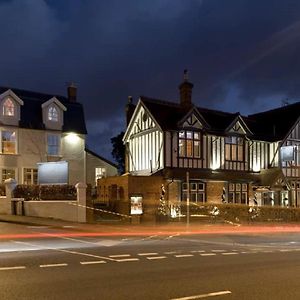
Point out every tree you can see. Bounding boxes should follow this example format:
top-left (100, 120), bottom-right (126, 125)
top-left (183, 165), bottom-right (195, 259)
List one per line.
top-left (111, 131), bottom-right (125, 174)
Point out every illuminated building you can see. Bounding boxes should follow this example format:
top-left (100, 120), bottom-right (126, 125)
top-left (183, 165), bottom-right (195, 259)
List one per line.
top-left (120, 71), bottom-right (300, 212)
top-left (0, 85), bottom-right (117, 186)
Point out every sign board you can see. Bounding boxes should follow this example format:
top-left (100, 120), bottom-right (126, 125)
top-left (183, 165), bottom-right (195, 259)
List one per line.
top-left (37, 161), bottom-right (68, 184)
top-left (280, 146), bottom-right (295, 162)
top-left (130, 196), bottom-right (143, 215)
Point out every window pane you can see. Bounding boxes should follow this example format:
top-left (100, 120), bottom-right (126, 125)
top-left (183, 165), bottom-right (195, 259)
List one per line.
top-left (241, 192), bottom-right (247, 204)
top-left (179, 131), bottom-right (185, 138)
top-left (48, 106), bottom-right (58, 122)
top-left (191, 183), bottom-right (197, 190)
top-left (225, 144), bottom-right (231, 160)
top-left (194, 132), bottom-right (200, 140)
top-left (194, 141), bottom-right (200, 157)
top-left (3, 98), bottom-right (14, 116)
top-left (2, 169), bottom-right (15, 182)
top-left (186, 131), bottom-right (192, 139)
top-left (47, 134), bottom-right (60, 155)
top-left (2, 131), bottom-right (16, 154)
top-left (179, 139), bottom-right (185, 156)
top-left (186, 140), bottom-right (193, 157)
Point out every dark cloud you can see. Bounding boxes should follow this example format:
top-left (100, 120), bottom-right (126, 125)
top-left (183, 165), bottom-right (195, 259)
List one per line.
top-left (0, 0), bottom-right (300, 160)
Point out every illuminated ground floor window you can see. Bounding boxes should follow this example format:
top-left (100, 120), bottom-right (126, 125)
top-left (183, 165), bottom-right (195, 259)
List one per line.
top-left (228, 183), bottom-right (248, 204)
top-left (182, 180), bottom-right (206, 203)
top-left (23, 168), bottom-right (38, 185)
top-left (2, 168), bottom-right (16, 183)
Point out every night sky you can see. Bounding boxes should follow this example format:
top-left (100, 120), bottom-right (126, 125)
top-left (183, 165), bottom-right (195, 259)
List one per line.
top-left (1, 0), bottom-right (300, 161)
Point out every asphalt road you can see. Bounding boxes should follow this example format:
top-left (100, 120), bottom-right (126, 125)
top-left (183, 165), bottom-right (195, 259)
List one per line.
top-left (1, 222), bottom-right (300, 300)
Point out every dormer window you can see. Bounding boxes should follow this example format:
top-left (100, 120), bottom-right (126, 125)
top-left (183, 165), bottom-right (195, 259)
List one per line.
top-left (3, 98), bottom-right (14, 116)
top-left (48, 106), bottom-right (58, 122)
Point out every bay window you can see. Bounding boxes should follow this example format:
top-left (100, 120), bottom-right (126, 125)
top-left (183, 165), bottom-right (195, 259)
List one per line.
top-left (225, 136), bottom-right (244, 161)
top-left (179, 131), bottom-right (201, 158)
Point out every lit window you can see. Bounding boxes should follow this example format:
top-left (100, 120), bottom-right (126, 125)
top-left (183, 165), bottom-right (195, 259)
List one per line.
top-left (227, 182), bottom-right (248, 204)
top-left (23, 168), bottom-right (38, 185)
top-left (47, 134), bottom-right (60, 156)
top-left (2, 130), bottom-right (16, 154)
top-left (225, 136), bottom-right (244, 161)
top-left (178, 131), bottom-right (201, 158)
top-left (3, 98), bottom-right (14, 116)
top-left (95, 167), bottom-right (106, 185)
top-left (182, 181), bottom-right (206, 203)
top-left (2, 169), bottom-right (15, 183)
top-left (48, 106), bottom-right (58, 122)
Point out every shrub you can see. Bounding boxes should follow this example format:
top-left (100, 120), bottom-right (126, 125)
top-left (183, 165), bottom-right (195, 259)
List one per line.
top-left (13, 184), bottom-right (77, 201)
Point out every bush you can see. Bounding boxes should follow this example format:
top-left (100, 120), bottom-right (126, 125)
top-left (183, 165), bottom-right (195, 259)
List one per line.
top-left (13, 184), bottom-right (77, 201)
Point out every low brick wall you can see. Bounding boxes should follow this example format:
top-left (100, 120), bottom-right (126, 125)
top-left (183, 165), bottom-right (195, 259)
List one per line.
top-left (24, 200), bottom-right (78, 222)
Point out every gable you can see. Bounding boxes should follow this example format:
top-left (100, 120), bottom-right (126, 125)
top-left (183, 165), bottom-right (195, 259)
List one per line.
top-left (228, 120), bottom-right (247, 134)
top-left (178, 107), bottom-right (209, 130)
top-left (226, 116), bottom-right (252, 135)
top-left (123, 100), bottom-right (161, 142)
top-left (182, 113), bottom-right (203, 129)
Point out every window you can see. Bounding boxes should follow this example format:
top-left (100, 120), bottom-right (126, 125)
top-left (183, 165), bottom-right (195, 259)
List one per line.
top-left (95, 167), bottom-right (106, 185)
top-left (23, 168), bottom-right (38, 185)
top-left (2, 130), bottom-right (16, 154)
top-left (182, 180), bottom-right (206, 203)
top-left (228, 182), bottom-right (248, 204)
top-left (2, 169), bottom-right (15, 182)
top-left (48, 106), bottom-right (58, 122)
top-left (47, 134), bottom-right (60, 156)
top-left (3, 98), bottom-right (14, 116)
top-left (179, 131), bottom-right (201, 158)
top-left (225, 136), bottom-right (244, 161)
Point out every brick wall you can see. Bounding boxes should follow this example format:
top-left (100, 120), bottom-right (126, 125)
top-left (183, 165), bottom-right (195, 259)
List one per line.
top-left (206, 181), bottom-right (224, 204)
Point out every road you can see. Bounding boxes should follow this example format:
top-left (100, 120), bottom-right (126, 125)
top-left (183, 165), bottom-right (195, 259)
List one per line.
top-left (1, 221), bottom-right (300, 300)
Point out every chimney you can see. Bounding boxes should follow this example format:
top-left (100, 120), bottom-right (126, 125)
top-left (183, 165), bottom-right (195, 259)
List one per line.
top-left (179, 69), bottom-right (193, 109)
top-left (126, 96), bottom-right (135, 125)
top-left (67, 82), bottom-right (77, 102)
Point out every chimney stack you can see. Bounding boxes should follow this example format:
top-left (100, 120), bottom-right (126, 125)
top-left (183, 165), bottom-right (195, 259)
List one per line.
top-left (67, 82), bottom-right (77, 102)
top-left (179, 69), bottom-right (193, 109)
top-left (126, 96), bottom-right (135, 125)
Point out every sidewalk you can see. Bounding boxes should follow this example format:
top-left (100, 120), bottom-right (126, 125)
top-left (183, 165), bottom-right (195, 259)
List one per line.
top-left (2, 214), bottom-right (300, 236)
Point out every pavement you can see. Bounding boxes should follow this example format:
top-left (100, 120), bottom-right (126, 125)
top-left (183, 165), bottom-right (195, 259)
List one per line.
top-left (2, 214), bottom-right (300, 236)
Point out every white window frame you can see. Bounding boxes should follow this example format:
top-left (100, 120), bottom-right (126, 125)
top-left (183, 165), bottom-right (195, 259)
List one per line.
top-left (1, 129), bottom-right (17, 154)
top-left (23, 168), bottom-right (38, 185)
top-left (95, 167), bottom-right (106, 185)
top-left (47, 133), bottom-right (61, 156)
top-left (3, 98), bottom-right (15, 116)
top-left (1, 168), bottom-right (16, 183)
top-left (48, 105), bottom-right (59, 122)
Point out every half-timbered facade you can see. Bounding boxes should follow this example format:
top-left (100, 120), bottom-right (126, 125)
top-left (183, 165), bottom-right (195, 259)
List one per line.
top-left (123, 73), bottom-right (300, 209)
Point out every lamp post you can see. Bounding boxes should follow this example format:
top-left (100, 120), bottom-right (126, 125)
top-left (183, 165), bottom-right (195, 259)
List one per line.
top-left (186, 171), bottom-right (190, 227)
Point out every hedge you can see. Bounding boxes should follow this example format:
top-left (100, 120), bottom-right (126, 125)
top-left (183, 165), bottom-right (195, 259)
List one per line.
top-left (13, 185), bottom-right (77, 201)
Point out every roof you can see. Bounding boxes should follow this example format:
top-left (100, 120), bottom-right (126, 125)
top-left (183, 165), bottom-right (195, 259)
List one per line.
top-left (0, 86), bottom-right (87, 134)
top-left (139, 96), bottom-right (300, 142)
top-left (85, 147), bottom-right (118, 168)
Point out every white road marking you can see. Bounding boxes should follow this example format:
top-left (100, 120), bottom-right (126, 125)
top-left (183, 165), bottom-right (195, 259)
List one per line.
top-left (109, 254), bottom-right (131, 258)
top-left (13, 240), bottom-right (116, 261)
top-left (211, 250), bottom-right (226, 253)
top-left (279, 249), bottom-right (292, 252)
top-left (27, 226), bottom-right (49, 229)
top-left (116, 258), bottom-right (139, 262)
top-left (80, 261), bottom-right (106, 265)
top-left (138, 253), bottom-right (158, 256)
top-left (40, 263), bottom-right (68, 268)
top-left (200, 253), bottom-right (216, 257)
top-left (191, 250), bottom-right (205, 253)
top-left (141, 235), bottom-right (158, 241)
top-left (175, 254), bottom-right (194, 258)
top-left (146, 256), bottom-right (166, 260)
top-left (170, 290), bottom-right (232, 299)
top-left (222, 252), bottom-right (238, 256)
top-left (0, 266), bottom-right (26, 271)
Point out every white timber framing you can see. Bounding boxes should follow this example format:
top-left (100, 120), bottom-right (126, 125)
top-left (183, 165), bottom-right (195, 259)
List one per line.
top-left (123, 101), bottom-right (163, 175)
